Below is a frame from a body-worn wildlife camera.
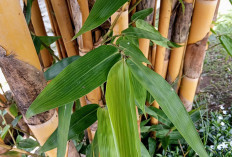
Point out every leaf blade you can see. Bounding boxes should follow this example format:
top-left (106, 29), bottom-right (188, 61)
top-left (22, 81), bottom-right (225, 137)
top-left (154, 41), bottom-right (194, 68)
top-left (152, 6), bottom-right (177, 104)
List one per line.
top-left (126, 59), bottom-right (208, 157)
top-left (26, 45), bottom-right (120, 118)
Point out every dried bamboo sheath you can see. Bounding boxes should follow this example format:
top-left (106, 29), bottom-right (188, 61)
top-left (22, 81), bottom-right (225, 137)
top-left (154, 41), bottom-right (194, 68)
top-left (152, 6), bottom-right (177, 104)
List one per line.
top-left (0, 1), bottom-right (57, 156)
top-left (179, 0), bottom-right (218, 111)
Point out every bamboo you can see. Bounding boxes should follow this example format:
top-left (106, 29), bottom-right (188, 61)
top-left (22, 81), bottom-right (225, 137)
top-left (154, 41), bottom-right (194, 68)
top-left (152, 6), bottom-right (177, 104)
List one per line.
top-left (151, 0), bottom-right (158, 66)
top-left (50, 0), bottom-right (78, 57)
top-left (166, 0), bottom-right (194, 86)
top-left (0, 1), bottom-right (57, 156)
top-left (137, 0), bottom-right (157, 61)
top-left (151, 0), bottom-right (173, 125)
top-left (44, 0), bottom-right (67, 59)
top-left (30, 0), bottom-right (53, 68)
top-left (179, 0), bottom-right (218, 111)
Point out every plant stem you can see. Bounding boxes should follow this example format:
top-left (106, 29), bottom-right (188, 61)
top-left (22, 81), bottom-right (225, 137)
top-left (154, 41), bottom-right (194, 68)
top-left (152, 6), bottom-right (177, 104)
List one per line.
top-left (128, 0), bottom-right (142, 13)
top-left (1, 115), bottom-right (16, 146)
top-left (0, 143), bottom-right (41, 157)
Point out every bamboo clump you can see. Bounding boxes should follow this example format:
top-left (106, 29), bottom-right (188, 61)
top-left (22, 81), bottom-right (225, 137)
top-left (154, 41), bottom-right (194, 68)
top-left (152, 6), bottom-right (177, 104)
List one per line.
top-left (0, 1), bottom-right (57, 156)
top-left (179, 0), bottom-right (218, 111)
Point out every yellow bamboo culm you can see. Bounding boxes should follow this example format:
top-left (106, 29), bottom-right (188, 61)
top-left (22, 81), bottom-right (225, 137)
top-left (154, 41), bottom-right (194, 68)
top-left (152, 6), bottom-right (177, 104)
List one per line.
top-left (179, 0), bottom-right (218, 111)
top-left (167, 0), bottom-right (194, 87)
top-left (30, 0), bottom-right (53, 68)
top-left (50, 0), bottom-right (78, 57)
top-left (111, 3), bottom-right (129, 37)
top-left (151, 0), bottom-right (172, 126)
top-left (44, 0), bottom-right (67, 59)
top-left (0, 1), bottom-right (57, 156)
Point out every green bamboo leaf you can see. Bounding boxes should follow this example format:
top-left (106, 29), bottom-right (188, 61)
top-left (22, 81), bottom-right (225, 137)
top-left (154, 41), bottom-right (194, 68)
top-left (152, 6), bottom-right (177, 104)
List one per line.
top-left (179, 0), bottom-right (185, 13)
top-left (148, 137), bottom-right (156, 157)
top-left (126, 59), bottom-right (208, 157)
top-left (25, 0), bottom-right (33, 24)
top-left (131, 8), bottom-right (153, 22)
top-left (1, 125), bottom-right (10, 140)
top-left (11, 115), bottom-right (22, 127)
top-left (97, 108), bottom-right (117, 157)
top-left (135, 20), bottom-right (181, 48)
top-left (39, 36), bottom-right (60, 50)
top-left (26, 45), bottom-right (120, 118)
top-left (140, 142), bottom-right (150, 157)
top-left (57, 102), bottom-right (73, 157)
top-left (230, 0), bottom-right (232, 5)
top-left (39, 104), bottom-right (99, 153)
top-left (73, 0), bottom-right (128, 39)
top-left (145, 106), bottom-right (172, 127)
top-left (32, 35), bottom-right (42, 54)
top-left (106, 60), bottom-right (141, 157)
top-left (87, 131), bottom-right (99, 157)
top-left (122, 27), bottom-right (170, 48)
top-left (131, 75), bottom-right (146, 115)
top-left (17, 138), bottom-right (39, 149)
top-left (219, 35), bottom-right (232, 56)
top-left (44, 56), bottom-right (80, 80)
top-left (119, 39), bottom-right (150, 64)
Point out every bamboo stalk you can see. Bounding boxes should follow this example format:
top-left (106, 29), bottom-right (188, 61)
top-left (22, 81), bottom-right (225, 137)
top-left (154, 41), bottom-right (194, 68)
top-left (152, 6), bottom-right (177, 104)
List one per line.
top-left (151, 0), bottom-right (158, 66)
top-left (30, 0), bottom-right (53, 68)
top-left (50, 0), bottom-right (78, 57)
top-left (166, 0), bottom-right (194, 87)
top-left (179, 0), bottom-right (218, 111)
top-left (0, 1), bottom-right (57, 156)
top-left (137, 0), bottom-right (157, 62)
top-left (151, 0), bottom-right (173, 126)
top-left (44, 0), bottom-right (67, 59)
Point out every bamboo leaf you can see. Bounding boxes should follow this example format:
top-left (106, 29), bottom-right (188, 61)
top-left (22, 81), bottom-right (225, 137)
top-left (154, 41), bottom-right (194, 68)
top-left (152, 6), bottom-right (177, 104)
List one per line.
top-left (57, 102), bottom-right (73, 157)
top-left (219, 35), bottom-right (232, 57)
top-left (135, 20), bottom-right (181, 48)
top-left (148, 137), bottom-right (156, 157)
top-left (17, 138), bottom-right (39, 149)
top-left (145, 106), bottom-right (172, 127)
top-left (25, 0), bottom-right (33, 24)
top-left (119, 39), bottom-right (150, 64)
top-left (106, 60), bottom-right (141, 157)
top-left (1, 125), bottom-right (10, 140)
top-left (126, 59), bottom-right (208, 157)
top-left (140, 142), bottom-right (150, 157)
top-left (131, 8), bottom-right (153, 22)
top-left (39, 104), bottom-right (99, 153)
top-left (39, 36), bottom-right (60, 50)
top-left (122, 27), bottom-right (170, 48)
top-left (26, 45), bottom-right (120, 118)
top-left (87, 131), bottom-right (99, 157)
top-left (131, 75), bottom-right (146, 115)
top-left (97, 108), bottom-right (117, 157)
top-left (73, 0), bottom-right (128, 39)
top-left (44, 56), bottom-right (80, 80)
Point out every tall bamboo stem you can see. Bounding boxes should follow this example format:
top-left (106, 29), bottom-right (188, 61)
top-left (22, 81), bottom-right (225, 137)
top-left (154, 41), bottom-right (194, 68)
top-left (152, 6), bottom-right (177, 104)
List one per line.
top-left (0, 1), bottom-right (57, 156)
top-left (44, 0), bottom-right (67, 59)
top-left (179, 0), bottom-right (218, 111)
top-left (151, 0), bottom-right (173, 126)
top-left (50, 0), bottom-right (78, 57)
top-left (166, 0), bottom-right (194, 87)
top-left (30, 0), bottom-right (53, 68)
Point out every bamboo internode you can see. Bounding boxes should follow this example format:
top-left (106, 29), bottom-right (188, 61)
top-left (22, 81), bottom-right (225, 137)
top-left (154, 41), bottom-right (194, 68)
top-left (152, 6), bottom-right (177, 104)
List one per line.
top-left (167, 0), bottom-right (194, 86)
top-left (31, 0), bottom-right (53, 68)
top-left (0, 1), bottom-right (58, 156)
top-left (50, 0), bottom-right (78, 57)
top-left (179, 0), bottom-right (218, 111)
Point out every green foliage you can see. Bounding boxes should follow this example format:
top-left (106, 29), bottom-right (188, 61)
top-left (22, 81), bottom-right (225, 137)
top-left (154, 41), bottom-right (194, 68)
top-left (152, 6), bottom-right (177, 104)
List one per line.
top-left (131, 8), bottom-right (153, 22)
top-left (73, 0), bottom-right (128, 39)
top-left (219, 35), bottom-right (232, 57)
top-left (106, 60), bottom-right (141, 157)
top-left (25, 0), bottom-right (33, 24)
top-left (57, 102), bottom-right (73, 157)
top-left (44, 56), bottom-right (80, 80)
top-left (126, 59), bottom-right (208, 156)
top-left (39, 104), bottom-right (99, 153)
top-left (97, 108), bottom-right (117, 157)
top-left (26, 45), bottom-right (120, 118)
